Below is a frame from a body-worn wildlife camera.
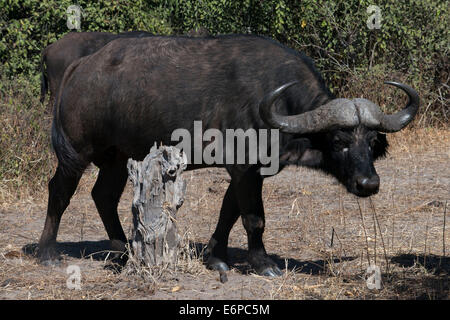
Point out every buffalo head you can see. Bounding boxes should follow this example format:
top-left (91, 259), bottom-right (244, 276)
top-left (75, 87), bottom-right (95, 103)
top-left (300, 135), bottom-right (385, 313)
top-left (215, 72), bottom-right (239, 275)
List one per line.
top-left (260, 81), bottom-right (419, 197)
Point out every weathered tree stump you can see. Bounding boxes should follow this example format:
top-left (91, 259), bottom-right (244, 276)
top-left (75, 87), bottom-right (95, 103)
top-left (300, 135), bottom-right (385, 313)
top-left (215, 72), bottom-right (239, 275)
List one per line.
top-left (127, 145), bottom-right (187, 268)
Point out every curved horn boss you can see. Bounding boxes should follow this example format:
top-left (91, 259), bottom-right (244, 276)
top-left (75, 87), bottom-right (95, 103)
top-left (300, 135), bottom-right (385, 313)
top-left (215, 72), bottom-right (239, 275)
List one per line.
top-left (353, 81), bottom-right (420, 132)
top-left (259, 81), bottom-right (419, 133)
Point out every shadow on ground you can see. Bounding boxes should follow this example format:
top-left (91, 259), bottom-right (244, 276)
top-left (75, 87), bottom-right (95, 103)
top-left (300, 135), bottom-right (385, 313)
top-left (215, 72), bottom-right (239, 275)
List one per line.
top-left (191, 242), bottom-right (356, 275)
top-left (391, 253), bottom-right (450, 275)
top-left (387, 253), bottom-right (449, 299)
top-left (22, 240), bottom-right (356, 276)
top-left (22, 240), bottom-right (116, 262)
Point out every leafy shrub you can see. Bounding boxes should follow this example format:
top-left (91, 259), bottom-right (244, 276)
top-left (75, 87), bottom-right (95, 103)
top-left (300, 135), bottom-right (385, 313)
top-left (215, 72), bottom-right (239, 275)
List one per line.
top-left (0, 0), bottom-right (172, 77)
top-left (0, 66), bottom-right (54, 198)
top-left (0, 0), bottom-right (448, 196)
top-left (166, 0), bottom-right (448, 124)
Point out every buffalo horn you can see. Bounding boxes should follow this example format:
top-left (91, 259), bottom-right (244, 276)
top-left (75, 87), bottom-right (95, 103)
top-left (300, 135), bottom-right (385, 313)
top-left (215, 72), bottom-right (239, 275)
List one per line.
top-left (259, 81), bottom-right (419, 134)
top-left (259, 82), bottom-right (359, 134)
top-left (353, 81), bottom-right (420, 133)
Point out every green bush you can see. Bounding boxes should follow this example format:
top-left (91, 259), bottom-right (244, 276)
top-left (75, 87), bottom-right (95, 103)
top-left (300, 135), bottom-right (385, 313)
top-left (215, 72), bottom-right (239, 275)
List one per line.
top-left (0, 0), bottom-right (172, 77)
top-left (0, 65), bottom-right (54, 198)
top-left (0, 0), bottom-right (448, 196)
top-left (167, 0), bottom-right (448, 124)
top-left (1, 1), bottom-right (448, 114)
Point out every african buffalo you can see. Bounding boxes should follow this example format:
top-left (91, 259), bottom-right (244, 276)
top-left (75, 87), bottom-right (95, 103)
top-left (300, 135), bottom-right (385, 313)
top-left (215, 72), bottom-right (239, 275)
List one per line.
top-left (40, 31), bottom-right (152, 105)
top-left (38, 35), bottom-right (419, 276)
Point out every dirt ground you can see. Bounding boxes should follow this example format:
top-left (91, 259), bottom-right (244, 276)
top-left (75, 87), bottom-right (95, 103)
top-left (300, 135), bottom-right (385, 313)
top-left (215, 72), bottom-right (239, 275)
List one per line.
top-left (0, 128), bottom-right (449, 300)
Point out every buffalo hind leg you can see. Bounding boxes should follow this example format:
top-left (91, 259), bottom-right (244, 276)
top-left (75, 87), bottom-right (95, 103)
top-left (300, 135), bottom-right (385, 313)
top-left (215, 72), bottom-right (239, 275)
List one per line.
top-left (234, 169), bottom-right (282, 277)
top-left (91, 155), bottom-right (128, 269)
top-left (206, 181), bottom-right (240, 271)
top-left (38, 166), bottom-right (83, 265)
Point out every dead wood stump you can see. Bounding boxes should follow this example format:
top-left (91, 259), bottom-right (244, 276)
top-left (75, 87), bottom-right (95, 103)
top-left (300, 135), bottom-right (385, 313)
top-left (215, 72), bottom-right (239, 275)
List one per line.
top-left (127, 145), bottom-right (187, 269)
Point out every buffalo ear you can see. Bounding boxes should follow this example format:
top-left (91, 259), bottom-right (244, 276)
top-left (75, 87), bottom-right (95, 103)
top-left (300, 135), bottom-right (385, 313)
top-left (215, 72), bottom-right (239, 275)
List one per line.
top-left (280, 138), bottom-right (323, 167)
top-left (373, 133), bottom-right (389, 159)
top-left (298, 149), bottom-right (323, 167)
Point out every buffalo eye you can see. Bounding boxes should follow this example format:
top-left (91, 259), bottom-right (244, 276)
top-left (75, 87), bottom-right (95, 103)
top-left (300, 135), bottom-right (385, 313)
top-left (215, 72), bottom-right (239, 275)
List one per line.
top-left (332, 137), bottom-right (349, 152)
top-left (368, 134), bottom-right (378, 150)
top-left (370, 136), bottom-right (376, 145)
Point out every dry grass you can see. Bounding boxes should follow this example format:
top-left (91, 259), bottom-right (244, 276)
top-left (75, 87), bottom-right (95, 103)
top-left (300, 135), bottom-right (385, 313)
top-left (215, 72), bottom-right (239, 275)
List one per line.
top-left (341, 64), bottom-right (449, 128)
top-left (0, 76), bottom-right (54, 203)
top-left (388, 127), bottom-right (449, 153)
top-left (0, 71), bottom-right (448, 299)
top-left (1, 68), bottom-right (447, 202)
top-left (123, 230), bottom-right (210, 286)
top-left (0, 127), bottom-right (448, 300)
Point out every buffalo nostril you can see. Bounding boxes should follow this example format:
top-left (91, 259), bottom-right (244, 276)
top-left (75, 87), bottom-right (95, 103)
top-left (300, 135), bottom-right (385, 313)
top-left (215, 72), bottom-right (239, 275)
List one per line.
top-left (356, 176), bottom-right (379, 193)
top-left (357, 177), bottom-right (369, 186)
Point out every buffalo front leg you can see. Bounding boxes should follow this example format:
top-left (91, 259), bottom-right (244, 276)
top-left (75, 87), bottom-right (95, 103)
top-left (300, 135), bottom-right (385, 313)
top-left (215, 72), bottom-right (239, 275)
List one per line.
top-left (206, 181), bottom-right (240, 271)
top-left (38, 166), bottom-right (82, 265)
top-left (91, 156), bottom-right (128, 268)
top-left (234, 169), bottom-right (282, 277)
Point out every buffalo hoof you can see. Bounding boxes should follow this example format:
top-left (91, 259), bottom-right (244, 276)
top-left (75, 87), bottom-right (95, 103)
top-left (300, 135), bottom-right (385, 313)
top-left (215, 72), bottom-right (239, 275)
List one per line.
top-left (110, 239), bottom-right (127, 252)
top-left (40, 258), bottom-right (62, 267)
top-left (37, 244), bottom-right (61, 267)
top-left (104, 260), bottom-right (125, 273)
top-left (249, 251), bottom-right (283, 277)
top-left (104, 252), bottom-right (128, 273)
top-left (205, 237), bottom-right (230, 271)
top-left (206, 257), bottom-right (230, 272)
top-left (105, 240), bottom-right (128, 273)
top-left (258, 266), bottom-right (283, 277)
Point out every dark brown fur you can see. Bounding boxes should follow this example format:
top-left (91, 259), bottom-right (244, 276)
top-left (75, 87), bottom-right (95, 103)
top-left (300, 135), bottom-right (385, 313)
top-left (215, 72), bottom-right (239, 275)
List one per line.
top-left (40, 31), bottom-right (152, 106)
top-left (39, 35), bottom-right (391, 276)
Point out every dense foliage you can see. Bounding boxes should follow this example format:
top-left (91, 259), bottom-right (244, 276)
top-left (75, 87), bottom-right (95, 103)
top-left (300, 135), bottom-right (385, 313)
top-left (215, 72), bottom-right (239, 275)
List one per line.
top-left (0, 0), bottom-right (448, 196)
top-left (1, 1), bottom-right (448, 105)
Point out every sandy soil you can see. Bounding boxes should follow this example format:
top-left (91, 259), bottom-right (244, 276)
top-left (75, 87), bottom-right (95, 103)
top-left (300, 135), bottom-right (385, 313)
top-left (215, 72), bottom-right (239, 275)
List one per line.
top-left (0, 129), bottom-right (449, 300)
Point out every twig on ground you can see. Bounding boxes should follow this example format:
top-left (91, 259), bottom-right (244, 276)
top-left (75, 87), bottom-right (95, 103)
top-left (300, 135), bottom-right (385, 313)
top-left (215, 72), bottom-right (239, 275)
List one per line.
top-left (441, 201), bottom-right (447, 268)
top-left (370, 198), bottom-right (390, 274)
top-left (357, 199), bottom-right (371, 266)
